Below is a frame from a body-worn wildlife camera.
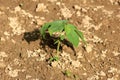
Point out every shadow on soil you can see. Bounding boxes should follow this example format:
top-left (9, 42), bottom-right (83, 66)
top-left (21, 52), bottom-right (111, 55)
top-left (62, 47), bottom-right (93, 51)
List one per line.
top-left (22, 29), bottom-right (40, 44)
top-left (22, 28), bottom-right (76, 54)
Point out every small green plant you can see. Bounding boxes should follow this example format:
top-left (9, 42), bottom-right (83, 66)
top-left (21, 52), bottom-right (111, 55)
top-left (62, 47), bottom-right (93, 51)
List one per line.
top-left (63, 70), bottom-right (71, 77)
top-left (63, 70), bottom-right (79, 80)
top-left (40, 20), bottom-right (86, 54)
top-left (49, 56), bottom-right (59, 62)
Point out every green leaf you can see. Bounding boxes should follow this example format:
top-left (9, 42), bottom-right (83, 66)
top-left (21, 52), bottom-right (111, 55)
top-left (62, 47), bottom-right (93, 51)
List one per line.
top-left (65, 24), bottom-right (79, 47)
top-left (48, 20), bottom-right (68, 35)
top-left (54, 40), bottom-right (59, 44)
top-left (40, 23), bottom-right (50, 38)
top-left (60, 35), bottom-right (65, 40)
top-left (64, 24), bottom-right (76, 34)
top-left (75, 30), bottom-right (86, 44)
top-left (49, 56), bottom-right (59, 62)
top-left (64, 70), bottom-right (71, 77)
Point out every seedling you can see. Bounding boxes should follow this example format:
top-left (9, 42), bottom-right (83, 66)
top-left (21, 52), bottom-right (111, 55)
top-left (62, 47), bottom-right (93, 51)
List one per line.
top-left (49, 56), bottom-right (59, 62)
top-left (63, 70), bottom-right (79, 80)
top-left (63, 70), bottom-right (71, 77)
top-left (40, 20), bottom-right (86, 55)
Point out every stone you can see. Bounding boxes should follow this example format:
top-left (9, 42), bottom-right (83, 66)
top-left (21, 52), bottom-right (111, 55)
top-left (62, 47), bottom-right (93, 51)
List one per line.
top-left (99, 71), bottom-right (106, 76)
top-left (51, 61), bottom-right (58, 67)
top-left (85, 44), bottom-right (93, 53)
top-left (15, 6), bottom-right (21, 12)
top-left (36, 3), bottom-right (48, 12)
top-left (36, 19), bottom-right (45, 25)
top-left (73, 5), bottom-right (81, 10)
top-left (71, 60), bottom-right (81, 68)
top-left (61, 7), bottom-right (72, 19)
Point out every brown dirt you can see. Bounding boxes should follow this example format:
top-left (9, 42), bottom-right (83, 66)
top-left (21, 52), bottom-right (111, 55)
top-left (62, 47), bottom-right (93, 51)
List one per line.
top-left (0, 0), bottom-right (120, 80)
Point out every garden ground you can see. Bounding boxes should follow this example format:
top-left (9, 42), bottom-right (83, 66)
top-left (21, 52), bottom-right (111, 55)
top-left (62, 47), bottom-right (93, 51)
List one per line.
top-left (0, 0), bottom-right (120, 80)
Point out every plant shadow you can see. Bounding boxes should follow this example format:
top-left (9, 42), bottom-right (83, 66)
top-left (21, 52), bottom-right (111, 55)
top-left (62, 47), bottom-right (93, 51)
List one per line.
top-left (40, 33), bottom-right (59, 50)
top-left (22, 29), bottom-right (40, 44)
top-left (22, 28), bottom-right (76, 54)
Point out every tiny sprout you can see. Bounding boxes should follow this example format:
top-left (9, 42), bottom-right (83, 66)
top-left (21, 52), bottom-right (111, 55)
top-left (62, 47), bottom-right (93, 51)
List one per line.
top-left (49, 56), bottom-right (59, 62)
top-left (63, 70), bottom-right (71, 77)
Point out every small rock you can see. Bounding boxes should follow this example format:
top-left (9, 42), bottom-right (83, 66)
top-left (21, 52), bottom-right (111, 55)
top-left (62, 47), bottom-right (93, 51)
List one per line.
top-left (4, 31), bottom-right (10, 36)
top-left (36, 3), bottom-right (48, 12)
top-left (76, 11), bottom-right (81, 16)
top-left (76, 51), bottom-right (83, 58)
top-left (73, 5), bottom-right (81, 10)
top-left (61, 7), bottom-right (73, 19)
top-left (36, 19), bottom-right (45, 25)
top-left (99, 71), bottom-right (106, 76)
top-left (51, 61), bottom-right (58, 67)
top-left (26, 75), bottom-right (32, 79)
top-left (83, 73), bottom-right (87, 75)
top-left (8, 69), bottom-right (19, 77)
top-left (11, 39), bottom-right (16, 44)
top-left (5, 65), bottom-right (19, 77)
top-left (85, 44), bottom-right (93, 53)
top-left (108, 67), bottom-right (117, 73)
top-left (15, 6), bottom-right (21, 12)
top-left (56, 2), bottom-right (61, 6)
top-left (81, 8), bottom-right (87, 13)
top-left (113, 51), bottom-right (120, 56)
top-left (0, 62), bottom-right (6, 68)
top-left (111, 31), bottom-right (115, 34)
top-left (71, 60), bottom-right (80, 68)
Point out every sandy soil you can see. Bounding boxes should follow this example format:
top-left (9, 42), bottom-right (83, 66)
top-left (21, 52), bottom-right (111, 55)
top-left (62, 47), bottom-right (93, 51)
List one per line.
top-left (0, 0), bottom-right (120, 80)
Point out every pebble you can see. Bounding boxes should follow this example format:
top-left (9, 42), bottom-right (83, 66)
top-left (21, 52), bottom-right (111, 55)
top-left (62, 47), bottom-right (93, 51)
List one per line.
top-left (97, 71), bottom-right (106, 76)
top-left (81, 8), bottom-right (87, 13)
top-left (15, 6), bottom-right (21, 12)
top-left (56, 2), bottom-right (61, 6)
top-left (8, 69), bottom-right (19, 77)
top-left (76, 51), bottom-right (83, 59)
top-left (36, 19), bottom-right (45, 25)
top-left (51, 61), bottom-right (58, 67)
top-left (4, 31), bottom-right (10, 36)
top-left (73, 5), bottom-right (81, 10)
top-left (5, 65), bottom-right (19, 77)
top-left (76, 11), bottom-right (81, 16)
top-left (71, 60), bottom-right (81, 68)
top-left (113, 51), bottom-right (120, 56)
top-left (85, 44), bottom-right (93, 53)
top-left (61, 7), bottom-right (72, 19)
top-left (36, 3), bottom-right (48, 12)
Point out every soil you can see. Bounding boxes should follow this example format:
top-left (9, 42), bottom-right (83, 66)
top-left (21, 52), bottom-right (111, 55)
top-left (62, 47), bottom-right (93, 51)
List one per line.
top-left (0, 0), bottom-right (120, 80)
